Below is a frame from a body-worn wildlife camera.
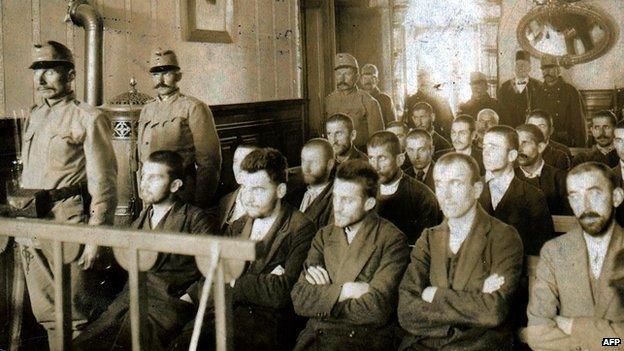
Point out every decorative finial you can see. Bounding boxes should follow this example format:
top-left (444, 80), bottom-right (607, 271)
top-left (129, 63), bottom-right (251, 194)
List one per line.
top-left (129, 77), bottom-right (137, 92)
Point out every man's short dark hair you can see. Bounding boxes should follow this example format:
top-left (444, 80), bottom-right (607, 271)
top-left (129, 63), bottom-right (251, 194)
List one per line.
top-left (516, 123), bottom-right (546, 144)
top-left (147, 150), bottom-right (185, 182)
top-left (453, 114), bottom-right (476, 133)
top-left (335, 159), bottom-right (379, 199)
top-left (436, 152), bottom-right (481, 184)
top-left (568, 161), bottom-right (620, 192)
top-left (592, 110), bottom-right (618, 127)
top-left (367, 131), bottom-right (402, 156)
top-left (485, 125), bottom-right (519, 150)
top-left (410, 102), bottom-right (433, 115)
top-left (326, 113), bottom-right (354, 132)
top-left (303, 138), bottom-right (335, 161)
top-left (240, 147), bottom-right (288, 185)
top-left (526, 109), bottom-right (554, 129)
top-left (406, 128), bottom-right (433, 147)
top-left (386, 121), bottom-right (408, 131)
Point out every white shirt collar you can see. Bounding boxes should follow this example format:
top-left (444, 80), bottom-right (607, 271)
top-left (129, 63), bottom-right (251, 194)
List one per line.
top-left (250, 203), bottom-right (281, 242)
top-left (485, 168), bottom-right (515, 209)
top-left (300, 182), bottom-right (331, 212)
top-left (345, 219), bottom-right (364, 245)
top-left (520, 159), bottom-right (545, 179)
top-left (380, 173), bottom-right (403, 196)
top-left (596, 144), bottom-right (615, 155)
top-left (582, 224), bottom-right (614, 279)
top-left (447, 205), bottom-right (477, 254)
top-left (307, 181), bottom-right (330, 196)
top-left (456, 147), bottom-right (472, 156)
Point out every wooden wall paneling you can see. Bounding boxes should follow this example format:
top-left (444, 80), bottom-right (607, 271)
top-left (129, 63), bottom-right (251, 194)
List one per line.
top-left (256, 0), bottom-right (276, 101)
top-left (274, 0), bottom-right (293, 99)
top-left (3, 0), bottom-right (34, 115)
top-left (126, 0), bottom-right (154, 95)
top-left (102, 0), bottom-right (130, 102)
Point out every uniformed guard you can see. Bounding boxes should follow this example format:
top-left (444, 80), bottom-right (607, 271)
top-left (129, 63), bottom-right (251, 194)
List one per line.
top-left (323, 53), bottom-right (384, 150)
top-left (138, 48), bottom-right (222, 208)
top-left (458, 72), bottom-right (506, 122)
top-left (21, 40), bottom-right (118, 344)
top-left (360, 63), bottom-right (396, 125)
top-left (534, 56), bottom-right (586, 147)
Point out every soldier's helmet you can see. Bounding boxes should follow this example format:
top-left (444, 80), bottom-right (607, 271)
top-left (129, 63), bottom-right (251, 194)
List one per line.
top-left (334, 53), bottom-right (359, 71)
top-left (361, 64), bottom-right (379, 77)
top-left (149, 48), bottom-right (180, 73)
top-left (29, 41), bottom-right (74, 70)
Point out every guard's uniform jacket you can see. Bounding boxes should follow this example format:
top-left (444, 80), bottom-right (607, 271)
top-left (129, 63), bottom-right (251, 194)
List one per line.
top-left (535, 77), bottom-right (587, 147)
top-left (22, 93), bottom-right (117, 225)
top-left (324, 87), bottom-right (384, 150)
top-left (138, 91), bottom-right (222, 207)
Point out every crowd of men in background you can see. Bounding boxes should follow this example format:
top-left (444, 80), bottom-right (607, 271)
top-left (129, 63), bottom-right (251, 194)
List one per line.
top-left (13, 39), bottom-right (624, 351)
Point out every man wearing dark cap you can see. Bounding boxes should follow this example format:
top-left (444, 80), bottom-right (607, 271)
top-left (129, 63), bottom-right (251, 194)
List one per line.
top-left (360, 63), bottom-right (396, 126)
top-left (138, 48), bottom-right (222, 208)
top-left (498, 50), bottom-right (544, 128)
top-left (21, 40), bottom-right (118, 344)
top-left (458, 72), bottom-right (506, 121)
top-left (535, 56), bottom-right (586, 147)
top-left (323, 53), bottom-right (384, 150)
top-left (404, 69), bottom-right (454, 139)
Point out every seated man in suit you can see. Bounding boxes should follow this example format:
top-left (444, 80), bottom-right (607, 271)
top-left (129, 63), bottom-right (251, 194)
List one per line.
top-left (480, 125), bottom-right (555, 256)
top-left (368, 131), bottom-right (441, 244)
top-left (409, 102), bottom-right (451, 152)
top-left (572, 110), bottom-right (619, 168)
top-left (435, 115), bottom-right (484, 174)
top-left (172, 148), bottom-right (317, 351)
top-left (526, 109), bottom-right (571, 169)
top-left (285, 138), bottom-right (336, 228)
top-left (526, 162), bottom-right (624, 350)
top-left (398, 153), bottom-right (523, 350)
top-left (291, 160), bottom-right (410, 351)
top-left (214, 142), bottom-right (259, 231)
top-left (326, 113), bottom-right (367, 165)
top-left (515, 123), bottom-right (570, 215)
top-left (612, 120), bottom-right (624, 226)
top-left (403, 129), bottom-right (436, 191)
top-left (73, 151), bottom-right (217, 350)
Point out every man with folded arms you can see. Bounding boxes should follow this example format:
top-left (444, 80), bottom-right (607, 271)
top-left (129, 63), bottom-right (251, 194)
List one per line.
top-left (526, 162), bottom-right (624, 350)
top-left (398, 153), bottom-right (523, 350)
top-left (291, 160), bottom-right (410, 351)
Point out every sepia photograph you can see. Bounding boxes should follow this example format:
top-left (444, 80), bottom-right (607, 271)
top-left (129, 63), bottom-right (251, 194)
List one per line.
top-left (0, 0), bottom-right (623, 350)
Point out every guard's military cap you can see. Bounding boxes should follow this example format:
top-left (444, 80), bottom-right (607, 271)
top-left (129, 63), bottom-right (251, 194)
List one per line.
top-left (540, 56), bottom-right (559, 68)
top-left (29, 41), bottom-right (74, 69)
top-left (516, 50), bottom-right (531, 62)
top-left (149, 48), bottom-right (180, 73)
top-left (334, 53), bottom-right (359, 71)
top-left (361, 64), bottom-right (379, 77)
top-left (469, 72), bottom-right (487, 84)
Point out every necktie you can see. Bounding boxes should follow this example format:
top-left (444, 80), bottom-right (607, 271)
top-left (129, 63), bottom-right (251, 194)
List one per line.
top-left (416, 170), bottom-right (425, 182)
top-left (300, 190), bottom-right (313, 212)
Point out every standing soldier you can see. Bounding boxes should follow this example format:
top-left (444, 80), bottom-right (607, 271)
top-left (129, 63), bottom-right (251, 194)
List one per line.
top-left (324, 53), bottom-right (384, 150)
top-left (497, 50), bottom-right (543, 128)
top-left (360, 63), bottom-right (396, 125)
top-left (535, 56), bottom-right (586, 147)
top-left (21, 40), bottom-right (118, 343)
top-left (138, 48), bottom-right (222, 208)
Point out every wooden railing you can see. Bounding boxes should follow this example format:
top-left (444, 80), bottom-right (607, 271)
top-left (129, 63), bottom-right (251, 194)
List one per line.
top-left (0, 218), bottom-right (258, 351)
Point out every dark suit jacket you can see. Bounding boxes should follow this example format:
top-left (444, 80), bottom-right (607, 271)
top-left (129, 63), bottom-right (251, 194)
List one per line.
top-left (404, 90), bottom-right (454, 140)
top-left (431, 131), bottom-right (451, 154)
top-left (527, 224), bottom-right (624, 350)
top-left (543, 143), bottom-right (571, 170)
top-left (550, 139), bottom-right (573, 158)
top-left (612, 165), bottom-right (624, 228)
top-left (291, 212), bottom-right (410, 351)
top-left (535, 77), bottom-right (586, 147)
top-left (403, 163), bottom-right (435, 192)
top-left (337, 146), bottom-right (367, 165)
top-left (285, 180), bottom-right (335, 230)
top-left (514, 164), bottom-right (571, 215)
top-left (497, 77), bottom-right (543, 128)
top-left (479, 176), bottom-right (555, 256)
top-left (74, 201), bottom-right (216, 351)
top-left (572, 145), bottom-right (619, 168)
top-left (210, 188), bottom-right (239, 232)
top-left (377, 174), bottom-right (442, 245)
top-left (178, 203), bottom-right (317, 351)
top-left (398, 206), bottom-right (523, 350)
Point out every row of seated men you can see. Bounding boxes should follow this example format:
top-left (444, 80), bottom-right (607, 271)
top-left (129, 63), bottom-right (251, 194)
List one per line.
top-left (72, 110), bottom-right (624, 350)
